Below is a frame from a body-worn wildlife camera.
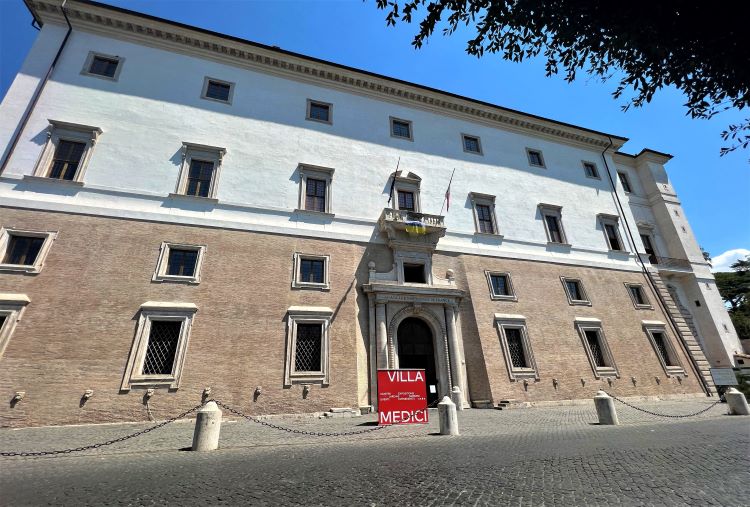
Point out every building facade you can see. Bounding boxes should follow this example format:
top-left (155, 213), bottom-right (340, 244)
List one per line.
top-left (0, 0), bottom-right (741, 427)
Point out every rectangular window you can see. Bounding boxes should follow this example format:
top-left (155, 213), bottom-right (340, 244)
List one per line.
top-left (294, 323), bottom-right (323, 372)
top-left (285, 307), bottom-right (332, 385)
top-left (390, 117), bottom-right (413, 140)
top-left (167, 249), bottom-right (198, 277)
top-left (640, 233), bottom-right (658, 264)
top-left (505, 328), bottom-right (528, 368)
top-left (470, 193), bottom-right (500, 236)
top-left (462, 134), bottom-right (482, 154)
top-left (305, 178), bottom-right (327, 212)
top-left (48, 140), bottom-right (86, 180)
top-left (307, 100), bottom-right (332, 123)
top-left (598, 214), bottom-right (625, 252)
top-left (576, 320), bottom-right (618, 378)
top-left (142, 320), bottom-right (181, 375)
top-left (618, 172), bottom-right (633, 193)
top-left (397, 190), bottom-right (415, 212)
top-left (32, 120), bottom-right (102, 184)
top-left (604, 223), bottom-right (622, 251)
top-left (403, 263), bottom-right (426, 283)
top-left (585, 330), bottom-right (607, 367)
top-left (201, 77), bottom-right (234, 104)
top-left (0, 294), bottom-right (31, 360)
top-left (583, 162), bottom-right (599, 179)
top-left (185, 160), bottom-right (215, 198)
top-left (81, 52), bottom-right (123, 81)
top-left (545, 215), bottom-right (563, 243)
top-left (300, 258), bottom-right (325, 284)
top-left (651, 331), bottom-right (674, 367)
top-left (153, 243), bottom-right (205, 284)
top-left (496, 317), bottom-right (538, 380)
top-left (0, 228), bottom-right (56, 274)
top-left (173, 143), bottom-right (225, 201)
top-left (476, 204), bottom-right (495, 234)
top-left (562, 277), bottom-right (590, 305)
top-left (626, 283), bottom-right (652, 309)
top-left (644, 325), bottom-right (684, 375)
top-left (292, 253), bottom-right (330, 289)
top-left (486, 271), bottom-right (516, 300)
top-left (526, 149), bottom-right (545, 168)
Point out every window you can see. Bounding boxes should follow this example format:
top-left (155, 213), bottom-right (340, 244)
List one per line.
top-left (485, 271), bottom-right (517, 301)
top-left (285, 306), bottom-right (332, 385)
top-left (644, 324), bottom-right (685, 376)
top-left (470, 192), bottom-right (500, 236)
top-left (0, 228), bottom-right (56, 274)
top-left (398, 191), bottom-right (415, 212)
top-left (625, 283), bottom-right (652, 309)
top-left (201, 77), bottom-right (234, 104)
top-left (598, 214), bottom-right (625, 252)
top-left (292, 253), bottom-right (330, 290)
top-left (173, 143), bottom-right (225, 201)
top-left (31, 120), bottom-right (102, 184)
top-left (403, 263), bottom-right (426, 283)
top-left (526, 148), bottom-right (546, 168)
top-left (561, 277), bottom-right (591, 306)
top-left (0, 294), bottom-right (30, 360)
top-left (495, 315), bottom-right (539, 381)
top-left (391, 171), bottom-right (422, 213)
top-left (390, 117), bottom-right (413, 140)
top-left (152, 242), bottom-right (206, 284)
top-left (539, 204), bottom-right (568, 245)
top-left (297, 164), bottom-right (334, 215)
top-left (81, 51), bottom-right (124, 80)
top-left (639, 233), bottom-right (659, 264)
top-left (618, 172), bottom-right (633, 193)
top-left (576, 319), bottom-right (618, 378)
top-left (583, 161), bottom-right (600, 179)
top-left (306, 99), bottom-right (332, 124)
top-left (462, 134), bottom-right (482, 155)
top-left (120, 302), bottom-right (197, 391)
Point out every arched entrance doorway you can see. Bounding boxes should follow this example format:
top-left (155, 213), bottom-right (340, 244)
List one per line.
top-left (397, 317), bottom-right (439, 404)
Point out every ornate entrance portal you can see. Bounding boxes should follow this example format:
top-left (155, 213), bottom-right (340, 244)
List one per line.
top-left (397, 317), bottom-right (439, 404)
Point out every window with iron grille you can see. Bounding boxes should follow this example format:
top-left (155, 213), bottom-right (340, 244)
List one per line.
top-left (496, 319), bottom-right (538, 380)
top-left (463, 134), bottom-right (482, 154)
top-left (167, 249), bottom-right (198, 277)
top-left (89, 55), bottom-right (119, 78)
top-left (585, 330), bottom-right (607, 367)
top-left (307, 100), bottom-right (331, 123)
top-left (203, 78), bottom-right (233, 103)
top-left (48, 140), bottom-right (86, 180)
top-left (397, 190), bottom-right (415, 211)
top-left (651, 331), bottom-right (674, 366)
top-left (142, 320), bottom-right (181, 375)
top-left (562, 277), bottom-right (590, 305)
top-left (285, 307), bottom-right (332, 385)
top-left (294, 324), bottom-right (322, 372)
top-left (390, 118), bottom-right (412, 139)
top-left (305, 178), bottom-right (327, 212)
top-left (153, 243), bottom-right (205, 284)
top-left (300, 259), bottom-right (324, 283)
top-left (583, 162), bottom-right (599, 178)
top-left (618, 172), bottom-right (633, 193)
top-left (526, 149), bottom-right (545, 167)
top-left (3, 235), bottom-right (44, 266)
top-left (476, 204), bottom-right (495, 234)
top-left (576, 322), bottom-right (618, 378)
top-left (644, 326), bottom-right (684, 375)
top-left (185, 159), bottom-right (215, 198)
top-left (505, 328), bottom-right (528, 368)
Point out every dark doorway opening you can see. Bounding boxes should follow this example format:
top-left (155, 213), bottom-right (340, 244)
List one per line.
top-left (403, 264), bottom-right (426, 283)
top-left (397, 317), bottom-right (438, 404)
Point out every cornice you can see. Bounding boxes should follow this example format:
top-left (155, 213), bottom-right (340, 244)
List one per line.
top-left (29, 0), bottom-right (630, 151)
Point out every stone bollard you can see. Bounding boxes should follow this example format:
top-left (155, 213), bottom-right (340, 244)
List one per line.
top-left (451, 386), bottom-right (464, 411)
top-left (438, 396), bottom-right (459, 435)
top-left (594, 390), bottom-right (619, 425)
top-left (725, 387), bottom-right (750, 416)
top-left (192, 401), bottom-right (222, 451)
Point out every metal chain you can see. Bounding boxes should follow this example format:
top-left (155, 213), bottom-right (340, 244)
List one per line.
top-left (605, 392), bottom-right (723, 418)
top-left (0, 402), bottom-right (204, 457)
top-left (213, 400), bottom-right (388, 437)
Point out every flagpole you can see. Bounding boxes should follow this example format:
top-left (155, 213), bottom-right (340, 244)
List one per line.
top-left (439, 168), bottom-right (456, 216)
top-left (386, 156), bottom-right (401, 206)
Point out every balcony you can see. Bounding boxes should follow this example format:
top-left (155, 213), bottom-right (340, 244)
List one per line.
top-left (378, 208), bottom-right (446, 251)
top-left (653, 256), bottom-right (693, 272)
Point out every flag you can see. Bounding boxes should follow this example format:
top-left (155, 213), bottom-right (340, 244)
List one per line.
top-left (387, 157), bottom-right (401, 206)
top-left (445, 186), bottom-right (450, 212)
top-left (405, 220), bottom-right (427, 235)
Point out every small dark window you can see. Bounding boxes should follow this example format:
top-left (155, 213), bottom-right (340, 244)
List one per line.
top-left (629, 285), bottom-right (646, 306)
top-left (490, 274), bottom-right (510, 297)
top-left (300, 259), bottom-right (325, 284)
top-left (295, 323), bottom-right (322, 371)
top-left (505, 328), bottom-right (528, 368)
top-left (604, 223), bottom-right (622, 251)
top-left (49, 140), bottom-right (86, 180)
top-left (695, 300), bottom-right (701, 307)
top-left (528, 150), bottom-right (544, 167)
top-left (142, 320), bottom-right (181, 375)
top-left (584, 162), bottom-right (599, 178)
top-left (167, 249), bottom-right (198, 277)
top-left (566, 280), bottom-right (584, 301)
top-left (651, 332), bottom-right (675, 366)
top-left (584, 330), bottom-right (607, 367)
top-left (186, 159), bottom-right (215, 197)
top-left (403, 263), bottom-right (425, 283)
top-left (545, 214), bottom-right (563, 243)
top-left (391, 119), bottom-right (411, 139)
top-left (3, 235), bottom-right (44, 265)
top-left (305, 178), bottom-right (327, 212)
top-left (89, 55), bottom-right (119, 78)
top-left (0, 315), bottom-right (6, 330)
top-left (397, 190), bottom-right (415, 211)
top-left (640, 234), bottom-right (658, 264)
top-left (205, 80), bottom-right (231, 102)
top-left (476, 204), bottom-right (495, 234)
top-left (463, 135), bottom-right (481, 153)
top-left (618, 172), bottom-right (632, 193)
top-left (308, 102), bottom-right (330, 122)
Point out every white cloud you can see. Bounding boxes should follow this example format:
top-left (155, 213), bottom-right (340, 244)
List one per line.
top-left (711, 248), bottom-right (750, 272)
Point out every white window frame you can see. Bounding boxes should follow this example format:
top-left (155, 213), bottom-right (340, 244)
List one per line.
top-left (461, 133), bottom-right (483, 155)
top-left (390, 116), bottom-right (413, 141)
top-left (470, 192), bottom-right (501, 236)
top-left (538, 204), bottom-right (569, 245)
top-left (495, 314), bottom-right (539, 381)
top-left (0, 227), bottom-right (57, 274)
top-left (80, 51), bottom-right (125, 81)
top-left (391, 171), bottom-right (421, 212)
top-left (598, 214), bottom-right (627, 252)
top-left (561, 276), bottom-right (591, 306)
top-left (152, 242), bottom-right (206, 284)
top-left (172, 142), bottom-right (226, 202)
top-left (30, 120), bottom-right (102, 184)
top-left (582, 160), bottom-right (600, 179)
top-left (617, 171), bottom-right (633, 193)
top-left (485, 271), bottom-right (517, 301)
top-left (625, 283), bottom-right (652, 310)
top-left (120, 302), bottom-right (197, 391)
top-left (306, 99), bottom-right (333, 125)
top-left (285, 306), bottom-right (332, 386)
top-left (575, 318), bottom-right (619, 379)
top-left (526, 148), bottom-right (546, 168)
top-left (200, 76), bottom-right (235, 104)
top-left (292, 253), bottom-right (331, 290)
top-left (0, 294), bottom-right (30, 360)
top-left (296, 164), bottom-right (334, 215)
top-left (643, 323), bottom-right (685, 377)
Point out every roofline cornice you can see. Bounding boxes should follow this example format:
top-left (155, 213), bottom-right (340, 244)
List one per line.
top-left (29, 0), bottom-right (630, 151)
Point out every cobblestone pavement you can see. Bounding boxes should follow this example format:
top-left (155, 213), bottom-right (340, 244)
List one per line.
top-left (1, 398), bottom-right (748, 505)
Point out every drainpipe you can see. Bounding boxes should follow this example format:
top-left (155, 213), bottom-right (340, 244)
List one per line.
top-left (599, 138), bottom-right (711, 396)
top-left (0, 0), bottom-right (73, 175)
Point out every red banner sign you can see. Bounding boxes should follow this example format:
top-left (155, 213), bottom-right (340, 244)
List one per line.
top-left (377, 369), bottom-right (428, 425)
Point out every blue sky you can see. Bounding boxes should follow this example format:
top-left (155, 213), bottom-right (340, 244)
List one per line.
top-left (1, 0), bottom-right (748, 267)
